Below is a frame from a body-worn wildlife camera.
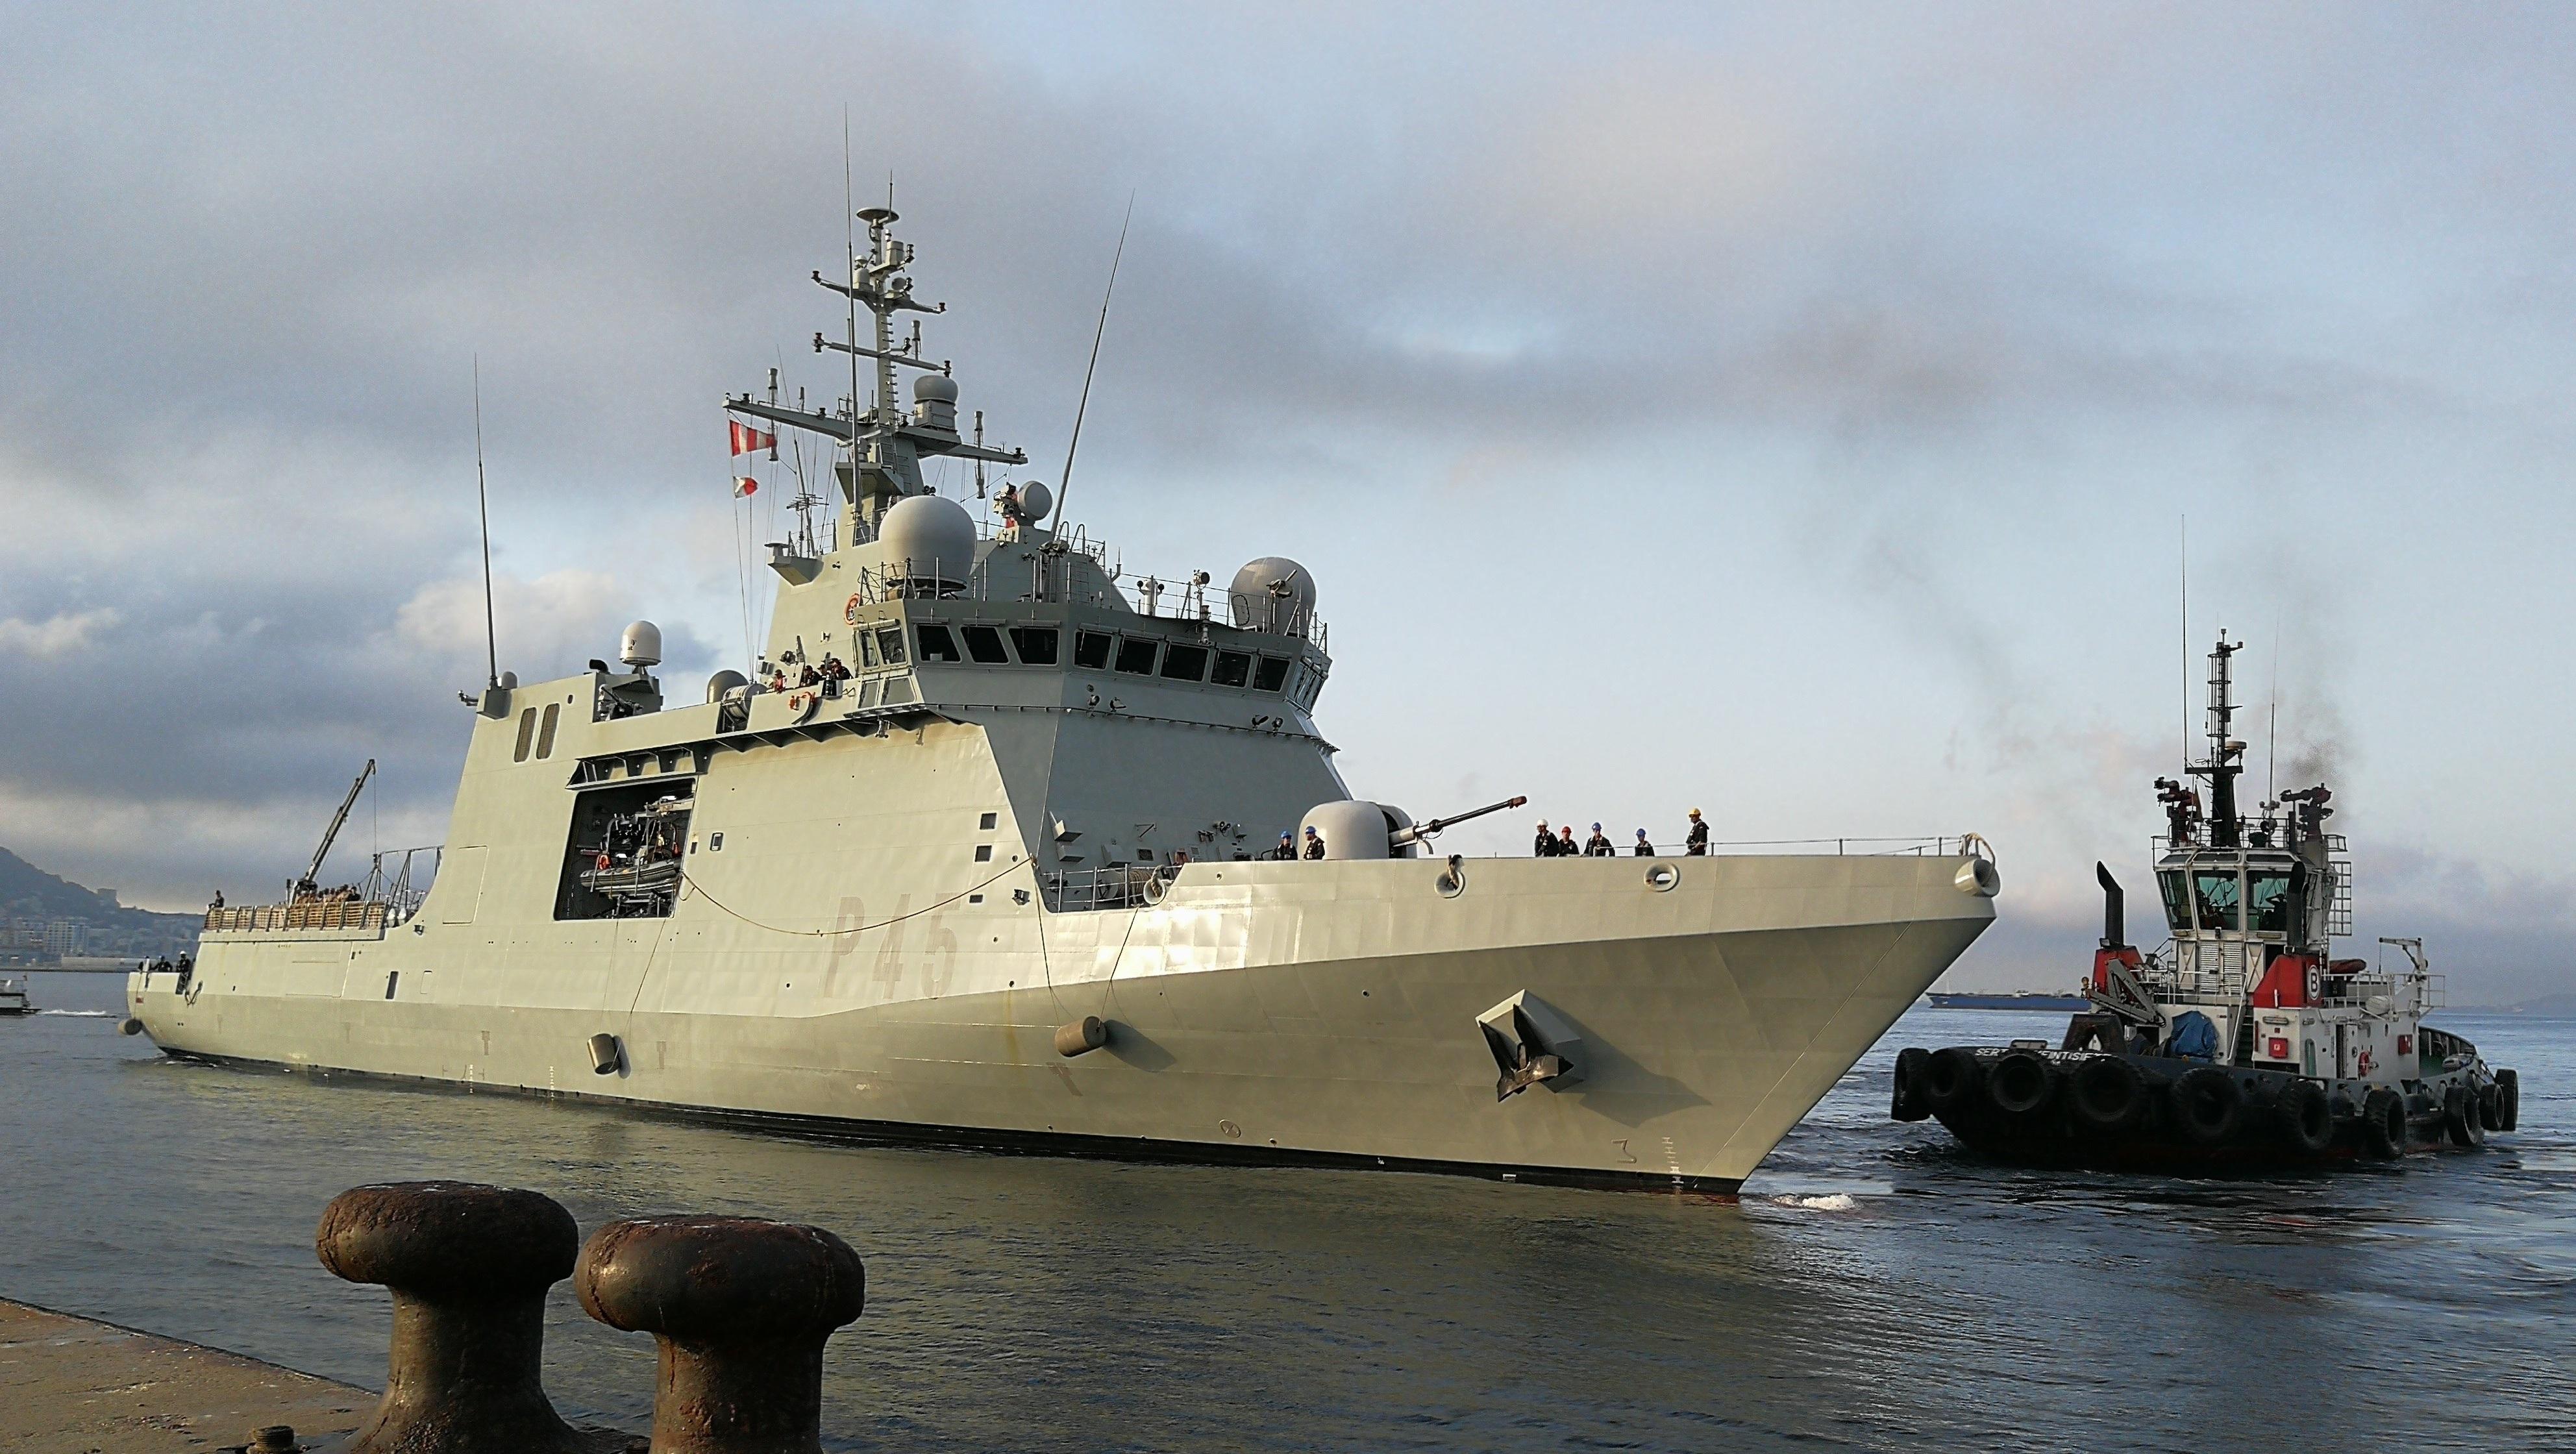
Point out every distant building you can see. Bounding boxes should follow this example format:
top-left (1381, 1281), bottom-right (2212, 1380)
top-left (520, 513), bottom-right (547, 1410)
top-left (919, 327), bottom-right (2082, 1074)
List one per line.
top-left (42, 920), bottom-right (85, 956)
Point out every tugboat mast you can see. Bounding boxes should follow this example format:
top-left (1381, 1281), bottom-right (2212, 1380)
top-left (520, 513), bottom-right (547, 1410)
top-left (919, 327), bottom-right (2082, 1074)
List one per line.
top-left (2190, 635), bottom-right (2246, 848)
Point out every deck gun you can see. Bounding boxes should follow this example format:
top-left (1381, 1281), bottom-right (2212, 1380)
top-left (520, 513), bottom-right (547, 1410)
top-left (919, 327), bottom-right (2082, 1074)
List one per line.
top-left (1389, 795), bottom-right (1528, 852)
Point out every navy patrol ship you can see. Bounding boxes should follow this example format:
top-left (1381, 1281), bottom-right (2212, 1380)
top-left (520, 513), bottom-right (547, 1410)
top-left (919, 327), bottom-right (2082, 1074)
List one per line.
top-left (126, 208), bottom-right (2001, 1192)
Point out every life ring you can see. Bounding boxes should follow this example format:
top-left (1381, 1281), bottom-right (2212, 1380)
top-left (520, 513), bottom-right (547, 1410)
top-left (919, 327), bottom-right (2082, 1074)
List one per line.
top-left (845, 595), bottom-right (864, 624)
top-left (2170, 1066), bottom-right (2240, 1144)
top-left (2069, 1054), bottom-right (2148, 1131)
top-left (1986, 1049), bottom-right (2056, 1118)
top-left (787, 691), bottom-right (818, 722)
top-left (1890, 1046), bottom-right (1932, 1122)
top-left (2276, 1078), bottom-right (2333, 1155)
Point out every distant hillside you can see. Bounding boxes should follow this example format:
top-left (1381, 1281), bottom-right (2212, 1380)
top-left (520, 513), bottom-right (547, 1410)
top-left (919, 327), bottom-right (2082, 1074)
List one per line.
top-left (0, 846), bottom-right (199, 933)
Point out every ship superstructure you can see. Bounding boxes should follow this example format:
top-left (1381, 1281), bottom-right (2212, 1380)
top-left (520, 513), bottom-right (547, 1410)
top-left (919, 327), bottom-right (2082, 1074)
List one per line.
top-left (127, 208), bottom-right (2001, 1192)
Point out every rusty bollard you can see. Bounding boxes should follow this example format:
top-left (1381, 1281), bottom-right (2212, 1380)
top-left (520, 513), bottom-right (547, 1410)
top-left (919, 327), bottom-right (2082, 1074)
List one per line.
top-left (575, 1216), bottom-right (865, 1454)
top-left (316, 1181), bottom-right (609, 1454)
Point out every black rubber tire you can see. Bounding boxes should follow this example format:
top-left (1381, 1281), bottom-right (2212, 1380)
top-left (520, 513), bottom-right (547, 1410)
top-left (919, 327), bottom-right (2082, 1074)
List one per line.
top-left (2497, 1068), bottom-right (2520, 1133)
top-left (2444, 1085), bottom-right (2484, 1148)
top-left (2069, 1055), bottom-right (2148, 1131)
top-left (1891, 1047), bottom-right (1932, 1122)
top-left (1923, 1047), bottom-right (1983, 1115)
top-left (2171, 1066), bottom-right (2240, 1145)
top-left (1987, 1049), bottom-right (2057, 1118)
top-left (2477, 1082), bottom-right (2504, 1133)
top-left (2360, 1087), bottom-right (2405, 1158)
top-left (2277, 1078), bottom-right (2333, 1155)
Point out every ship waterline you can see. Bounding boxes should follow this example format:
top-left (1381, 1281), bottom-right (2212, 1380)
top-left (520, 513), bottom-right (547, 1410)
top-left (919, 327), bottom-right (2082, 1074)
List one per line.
top-left (130, 854), bottom-right (1988, 1191)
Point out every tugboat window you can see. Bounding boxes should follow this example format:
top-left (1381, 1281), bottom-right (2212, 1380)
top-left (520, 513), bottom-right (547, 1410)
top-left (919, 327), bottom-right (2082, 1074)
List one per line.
top-left (917, 624), bottom-right (961, 662)
top-left (962, 625), bottom-right (1010, 663)
top-left (1011, 627), bottom-right (1060, 665)
top-left (1211, 650), bottom-right (1251, 687)
top-left (2158, 870), bottom-right (2192, 932)
top-left (2192, 870), bottom-right (2242, 931)
top-left (2246, 869), bottom-right (2294, 933)
top-left (1074, 631), bottom-right (1113, 669)
top-left (874, 626), bottom-right (908, 665)
top-left (1159, 644), bottom-right (1209, 681)
top-left (1253, 656), bottom-right (1291, 692)
top-left (1115, 637), bottom-right (1159, 675)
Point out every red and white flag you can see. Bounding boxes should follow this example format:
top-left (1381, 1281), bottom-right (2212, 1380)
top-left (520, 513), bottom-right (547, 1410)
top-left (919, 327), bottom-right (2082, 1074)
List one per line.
top-left (728, 421), bottom-right (776, 456)
top-left (733, 476), bottom-right (759, 499)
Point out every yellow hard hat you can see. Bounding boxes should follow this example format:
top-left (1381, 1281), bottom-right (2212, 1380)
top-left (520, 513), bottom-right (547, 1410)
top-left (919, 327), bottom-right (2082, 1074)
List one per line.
top-left (1689, 807), bottom-right (1703, 817)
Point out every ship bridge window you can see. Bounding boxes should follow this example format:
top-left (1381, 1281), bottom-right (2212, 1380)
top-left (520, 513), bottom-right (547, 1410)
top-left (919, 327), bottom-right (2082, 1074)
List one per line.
top-left (874, 626), bottom-right (908, 666)
top-left (1211, 650), bottom-right (1251, 687)
top-left (1074, 630), bottom-right (1113, 669)
top-left (536, 703), bottom-right (561, 759)
top-left (962, 625), bottom-right (1009, 664)
top-left (2158, 870), bottom-right (2192, 932)
top-left (1115, 637), bottom-right (1159, 675)
top-left (859, 632), bottom-right (878, 667)
top-left (1012, 627), bottom-right (1059, 665)
top-left (2192, 870), bottom-right (2242, 931)
top-left (514, 708), bottom-right (538, 763)
top-left (2248, 867), bottom-right (2295, 934)
top-left (1159, 644), bottom-right (1208, 681)
top-left (1253, 656), bottom-right (1291, 693)
top-left (917, 624), bottom-right (962, 663)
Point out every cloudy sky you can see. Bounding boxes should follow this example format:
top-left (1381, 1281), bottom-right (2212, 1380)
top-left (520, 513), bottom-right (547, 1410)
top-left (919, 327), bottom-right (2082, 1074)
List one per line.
top-left (4, 3), bottom-right (2570, 1000)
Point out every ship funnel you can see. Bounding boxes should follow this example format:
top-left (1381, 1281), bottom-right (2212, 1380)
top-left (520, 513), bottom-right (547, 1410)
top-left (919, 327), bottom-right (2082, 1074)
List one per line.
top-left (2097, 861), bottom-right (2125, 947)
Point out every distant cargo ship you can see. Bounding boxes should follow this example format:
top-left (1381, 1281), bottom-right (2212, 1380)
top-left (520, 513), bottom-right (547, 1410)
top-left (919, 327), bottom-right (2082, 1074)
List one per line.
top-left (1926, 991), bottom-right (2090, 1012)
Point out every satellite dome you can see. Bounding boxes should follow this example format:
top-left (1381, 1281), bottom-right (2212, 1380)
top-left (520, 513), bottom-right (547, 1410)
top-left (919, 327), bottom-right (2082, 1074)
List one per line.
top-left (1015, 479), bottom-right (1054, 524)
top-left (619, 620), bottom-right (663, 668)
top-left (877, 493), bottom-right (978, 591)
top-left (704, 669), bottom-right (748, 704)
top-left (910, 373), bottom-right (960, 432)
top-left (1229, 557), bottom-right (1317, 635)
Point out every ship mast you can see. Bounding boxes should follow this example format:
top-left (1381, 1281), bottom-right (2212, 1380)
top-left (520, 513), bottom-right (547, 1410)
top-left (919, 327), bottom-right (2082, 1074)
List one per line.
top-left (2189, 635), bottom-right (2247, 848)
top-left (724, 208), bottom-right (1026, 554)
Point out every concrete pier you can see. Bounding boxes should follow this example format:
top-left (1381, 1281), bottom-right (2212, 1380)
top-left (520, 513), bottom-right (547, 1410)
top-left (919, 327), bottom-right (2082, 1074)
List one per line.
top-left (0, 1298), bottom-right (367, 1453)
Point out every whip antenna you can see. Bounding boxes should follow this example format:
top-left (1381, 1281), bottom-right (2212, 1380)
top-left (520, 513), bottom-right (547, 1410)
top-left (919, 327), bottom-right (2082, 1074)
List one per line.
top-left (473, 356), bottom-right (498, 692)
top-left (1052, 195), bottom-right (1132, 534)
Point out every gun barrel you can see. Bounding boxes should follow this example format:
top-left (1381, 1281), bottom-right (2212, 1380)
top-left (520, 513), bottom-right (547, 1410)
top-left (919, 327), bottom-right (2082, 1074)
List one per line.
top-left (1393, 795), bottom-right (1528, 846)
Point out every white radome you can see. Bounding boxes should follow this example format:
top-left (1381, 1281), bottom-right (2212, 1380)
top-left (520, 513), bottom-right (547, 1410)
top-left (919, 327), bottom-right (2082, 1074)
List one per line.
top-left (878, 493), bottom-right (978, 587)
top-left (619, 621), bottom-right (662, 668)
top-left (1230, 556), bottom-right (1317, 633)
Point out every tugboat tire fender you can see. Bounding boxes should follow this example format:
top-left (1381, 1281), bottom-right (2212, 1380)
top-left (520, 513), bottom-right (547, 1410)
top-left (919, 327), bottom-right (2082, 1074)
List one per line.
top-left (2170, 1066), bottom-right (2240, 1145)
top-left (2496, 1068), bottom-right (2520, 1133)
top-left (2360, 1087), bottom-right (2405, 1159)
top-left (2444, 1085), bottom-right (2484, 1148)
top-left (2277, 1077), bottom-right (2333, 1155)
top-left (1923, 1048), bottom-right (1983, 1115)
top-left (1987, 1050), bottom-right (2056, 1118)
top-left (2477, 1081), bottom-right (2505, 1134)
top-left (2069, 1055), bottom-right (2148, 1131)
top-left (1891, 1047), bottom-right (1933, 1122)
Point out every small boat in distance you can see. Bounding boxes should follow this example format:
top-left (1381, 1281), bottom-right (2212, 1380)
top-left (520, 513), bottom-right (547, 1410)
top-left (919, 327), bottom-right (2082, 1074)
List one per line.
top-left (0, 976), bottom-right (34, 1017)
top-left (1926, 991), bottom-right (2091, 1012)
top-left (1893, 634), bottom-right (2518, 1169)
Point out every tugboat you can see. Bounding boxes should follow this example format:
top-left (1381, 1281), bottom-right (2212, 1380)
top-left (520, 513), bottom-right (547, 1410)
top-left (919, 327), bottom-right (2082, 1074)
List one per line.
top-left (0, 975), bottom-right (33, 1017)
top-left (1892, 635), bottom-right (2519, 1167)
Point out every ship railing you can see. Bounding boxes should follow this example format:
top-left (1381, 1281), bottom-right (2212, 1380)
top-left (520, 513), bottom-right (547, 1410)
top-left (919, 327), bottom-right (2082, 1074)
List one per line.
top-left (1043, 863), bottom-right (1182, 913)
top-left (1685, 834), bottom-right (1987, 857)
top-left (203, 844), bottom-right (441, 935)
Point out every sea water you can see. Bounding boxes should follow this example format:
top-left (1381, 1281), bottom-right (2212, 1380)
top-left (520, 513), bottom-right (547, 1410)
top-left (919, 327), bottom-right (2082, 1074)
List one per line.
top-left (3, 970), bottom-right (2569, 1452)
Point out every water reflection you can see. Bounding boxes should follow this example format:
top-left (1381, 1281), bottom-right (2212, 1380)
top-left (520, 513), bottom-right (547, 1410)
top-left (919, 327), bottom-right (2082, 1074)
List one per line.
top-left (5, 975), bottom-right (2572, 1451)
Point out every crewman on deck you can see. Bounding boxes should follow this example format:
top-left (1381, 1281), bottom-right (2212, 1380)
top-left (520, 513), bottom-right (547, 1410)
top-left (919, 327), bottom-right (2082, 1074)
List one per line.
top-left (1633, 829), bottom-right (1653, 856)
top-left (1303, 826), bottom-right (1327, 859)
top-left (1585, 824), bottom-right (1614, 857)
top-left (1558, 825), bottom-right (1579, 856)
top-left (1685, 808), bottom-right (1709, 856)
top-left (1534, 821), bottom-right (1555, 857)
top-left (1274, 830), bottom-right (1296, 860)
